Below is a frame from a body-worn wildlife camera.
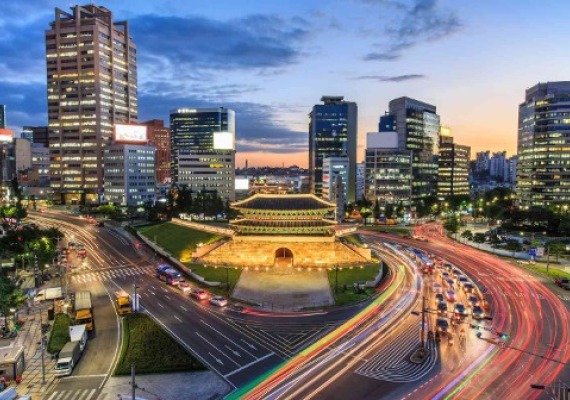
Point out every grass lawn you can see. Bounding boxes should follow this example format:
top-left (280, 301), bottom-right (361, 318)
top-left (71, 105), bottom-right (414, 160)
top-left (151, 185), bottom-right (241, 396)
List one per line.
top-left (328, 263), bottom-right (384, 306)
top-left (115, 313), bottom-right (205, 375)
top-left (359, 225), bottom-right (413, 236)
top-left (47, 313), bottom-right (72, 354)
top-left (184, 262), bottom-right (241, 295)
top-left (138, 223), bottom-right (222, 261)
top-left (509, 260), bottom-right (570, 280)
top-left (342, 233), bottom-right (364, 247)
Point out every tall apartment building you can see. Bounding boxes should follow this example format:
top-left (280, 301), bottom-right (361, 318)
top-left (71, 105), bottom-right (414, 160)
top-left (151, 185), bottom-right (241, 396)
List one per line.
top-left (143, 119), bottom-right (170, 184)
top-left (21, 126), bottom-right (49, 147)
top-left (0, 105), bottom-right (6, 129)
top-left (322, 156), bottom-right (348, 202)
top-left (438, 127), bottom-right (470, 199)
top-left (103, 143), bottom-right (155, 206)
top-left (309, 96), bottom-right (357, 202)
top-left (379, 97), bottom-right (440, 202)
top-left (365, 132), bottom-right (412, 207)
top-left (490, 151), bottom-right (507, 179)
top-left (356, 162), bottom-right (366, 201)
top-left (46, 5), bottom-right (137, 204)
top-left (504, 155), bottom-right (517, 185)
top-left (517, 81), bottom-right (570, 206)
top-left (170, 108), bottom-right (235, 200)
top-left (475, 151), bottom-right (491, 174)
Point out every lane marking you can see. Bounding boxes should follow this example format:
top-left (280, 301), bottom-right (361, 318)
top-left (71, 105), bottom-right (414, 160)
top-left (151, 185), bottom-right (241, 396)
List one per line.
top-left (195, 332), bottom-right (241, 367)
top-left (174, 315), bottom-right (182, 323)
top-left (158, 302), bottom-right (164, 309)
top-left (180, 305), bottom-right (188, 312)
top-left (201, 319), bottom-right (258, 358)
top-left (223, 352), bottom-right (276, 378)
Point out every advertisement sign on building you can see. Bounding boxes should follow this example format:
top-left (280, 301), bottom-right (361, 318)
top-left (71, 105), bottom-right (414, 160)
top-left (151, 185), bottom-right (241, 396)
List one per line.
top-left (213, 131), bottom-right (234, 150)
top-left (114, 124), bottom-right (148, 143)
top-left (0, 128), bottom-right (13, 142)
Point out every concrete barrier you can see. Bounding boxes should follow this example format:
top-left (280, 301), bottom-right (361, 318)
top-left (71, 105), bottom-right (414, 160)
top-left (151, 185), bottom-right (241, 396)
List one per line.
top-left (171, 218), bottom-right (234, 237)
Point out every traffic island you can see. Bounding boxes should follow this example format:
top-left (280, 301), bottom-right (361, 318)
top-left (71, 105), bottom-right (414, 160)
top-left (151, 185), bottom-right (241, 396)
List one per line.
top-left (114, 313), bottom-right (206, 375)
top-left (409, 347), bottom-right (427, 364)
top-left (47, 313), bottom-right (72, 354)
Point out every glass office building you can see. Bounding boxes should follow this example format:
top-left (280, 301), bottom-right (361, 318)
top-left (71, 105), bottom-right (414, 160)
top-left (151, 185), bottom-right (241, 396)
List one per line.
top-left (517, 81), bottom-right (570, 206)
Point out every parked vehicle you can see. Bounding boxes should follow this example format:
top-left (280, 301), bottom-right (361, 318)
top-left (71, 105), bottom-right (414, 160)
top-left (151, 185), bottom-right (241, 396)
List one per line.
top-left (34, 287), bottom-right (63, 303)
top-left (114, 290), bottom-right (132, 315)
top-left (69, 324), bottom-right (88, 352)
top-left (210, 296), bottom-right (228, 307)
top-left (74, 291), bottom-right (93, 331)
top-left (54, 341), bottom-right (82, 377)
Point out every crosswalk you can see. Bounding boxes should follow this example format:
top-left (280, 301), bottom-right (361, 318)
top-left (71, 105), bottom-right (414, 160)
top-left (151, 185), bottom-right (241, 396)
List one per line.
top-left (69, 265), bottom-right (154, 284)
top-left (45, 388), bottom-right (97, 400)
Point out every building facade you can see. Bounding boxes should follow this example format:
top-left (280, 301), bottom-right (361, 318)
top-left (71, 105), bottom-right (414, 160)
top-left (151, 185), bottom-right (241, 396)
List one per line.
top-left (356, 162), bottom-right (365, 201)
top-left (517, 81), bottom-right (570, 206)
top-left (365, 132), bottom-right (412, 208)
top-left (322, 156), bottom-right (348, 203)
top-left (143, 119), bottom-right (170, 184)
top-left (504, 155), bottom-right (517, 185)
top-left (46, 5), bottom-right (137, 204)
top-left (21, 126), bottom-right (49, 147)
top-left (0, 105), bottom-right (6, 129)
top-left (490, 151), bottom-right (507, 180)
top-left (475, 151), bottom-right (491, 174)
top-left (380, 97), bottom-right (440, 202)
top-left (438, 128), bottom-right (471, 199)
top-left (309, 96), bottom-right (357, 202)
top-left (170, 108), bottom-right (236, 200)
top-left (103, 144), bottom-right (155, 207)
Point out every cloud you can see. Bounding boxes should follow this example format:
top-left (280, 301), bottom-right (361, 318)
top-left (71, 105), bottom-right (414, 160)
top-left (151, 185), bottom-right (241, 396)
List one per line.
top-left (131, 14), bottom-right (309, 72)
top-left (0, 81), bottom-right (47, 129)
top-left (356, 74), bottom-right (426, 82)
top-left (363, 0), bottom-right (461, 61)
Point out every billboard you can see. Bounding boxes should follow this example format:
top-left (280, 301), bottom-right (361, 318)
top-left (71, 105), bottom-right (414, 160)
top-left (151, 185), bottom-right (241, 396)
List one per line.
top-left (114, 124), bottom-right (147, 143)
top-left (235, 177), bottom-right (250, 191)
top-left (0, 128), bottom-right (13, 142)
top-left (213, 131), bottom-right (234, 150)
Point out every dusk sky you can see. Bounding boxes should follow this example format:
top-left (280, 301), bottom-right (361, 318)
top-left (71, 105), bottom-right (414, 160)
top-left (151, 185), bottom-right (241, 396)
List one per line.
top-left (1, 0), bottom-right (568, 167)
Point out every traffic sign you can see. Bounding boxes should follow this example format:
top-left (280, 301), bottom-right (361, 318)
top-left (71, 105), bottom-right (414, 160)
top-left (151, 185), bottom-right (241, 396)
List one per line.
top-left (536, 247), bottom-right (545, 257)
top-left (528, 247), bottom-right (537, 257)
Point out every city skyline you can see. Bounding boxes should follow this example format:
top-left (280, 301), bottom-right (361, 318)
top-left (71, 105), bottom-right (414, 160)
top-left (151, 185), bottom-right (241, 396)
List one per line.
top-left (1, 1), bottom-right (568, 167)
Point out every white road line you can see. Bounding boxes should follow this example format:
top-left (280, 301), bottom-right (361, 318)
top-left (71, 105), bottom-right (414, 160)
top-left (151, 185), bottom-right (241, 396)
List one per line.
top-left (223, 352), bottom-right (276, 378)
top-left (201, 319), bottom-right (258, 358)
top-left (45, 392), bottom-right (59, 400)
top-left (158, 302), bottom-right (164, 308)
top-left (195, 332), bottom-right (241, 367)
top-left (174, 315), bottom-right (182, 323)
top-left (180, 305), bottom-right (188, 312)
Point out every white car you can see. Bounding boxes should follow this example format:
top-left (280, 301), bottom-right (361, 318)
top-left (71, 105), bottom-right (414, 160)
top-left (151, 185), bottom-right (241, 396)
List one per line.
top-left (209, 296), bottom-right (228, 307)
top-left (177, 282), bottom-right (192, 295)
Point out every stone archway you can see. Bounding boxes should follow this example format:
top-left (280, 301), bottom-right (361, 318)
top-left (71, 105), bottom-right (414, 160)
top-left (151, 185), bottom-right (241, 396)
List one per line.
top-left (274, 247), bottom-right (294, 268)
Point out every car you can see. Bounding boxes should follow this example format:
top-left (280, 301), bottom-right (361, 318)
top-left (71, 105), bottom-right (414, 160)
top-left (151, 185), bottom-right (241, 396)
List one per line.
top-left (443, 263), bottom-right (453, 270)
top-left (458, 275), bottom-right (469, 287)
top-left (177, 282), bottom-right (192, 295)
top-left (454, 303), bottom-right (467, 318)
top-left (436, 318), bottom-right (449, 333)
top-left (467, 295), bottom-right (480, 307)
top-left (442, 271), bottom-right (450, 279)
top-left (463, 282), bottom-right (475, 293)
top-left (445, 290), bottom-right (455, 302)
top-left (452, 269), bottom-right (462, 278)
top-left (555, 278), bottom-right (570, 288)
top-left (434, 293), bottom-right (444, 304)
top-left (472, 305), bottom-right (485, 320)
top-left (96, 221), bottom-right (105, 227)
top-left (209, 296), bottom-right (228, 307)
top-left (437, 301), bottom-right (448, 314)
top-left (432, 283), bottom-right (442, 293)
top-left (445, 278), bottom-right (455, 289)
top-left (190, 288), bottom-right (208, 300)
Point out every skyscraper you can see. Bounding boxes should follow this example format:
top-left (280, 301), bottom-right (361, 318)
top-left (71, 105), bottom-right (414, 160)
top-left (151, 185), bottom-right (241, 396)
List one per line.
top-left (21, 126), bottom-right (49, 147)
top-left (309, 96), bottom-right (357, 202)
top-left (143, 119), bottom-right (171, 184)
top-left (438, 127), bottom-right (470, 199)
top-left (380, 97), bottom-right (440, 202)
top-left (0, 105), bottom-right (6, 129)
top-left (170, 108), bottom-right (236, 200)
top-left (517, 81), bottom-right (570, 206)
top-left (46, 5), bottom-right (137, 204)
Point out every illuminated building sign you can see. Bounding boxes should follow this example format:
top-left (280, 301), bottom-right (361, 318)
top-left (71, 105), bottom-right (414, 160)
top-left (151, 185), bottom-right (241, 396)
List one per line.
top-left (213, 131), bottom-right (234, 150)
top-left (114, 124), bottom-right (147, 143)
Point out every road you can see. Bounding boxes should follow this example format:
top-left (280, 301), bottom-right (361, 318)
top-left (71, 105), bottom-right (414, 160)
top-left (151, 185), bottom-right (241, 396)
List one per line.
top-left (368, 226), bottom-right (570, 400)
top-left (29, 212), bottom-right (382, 399)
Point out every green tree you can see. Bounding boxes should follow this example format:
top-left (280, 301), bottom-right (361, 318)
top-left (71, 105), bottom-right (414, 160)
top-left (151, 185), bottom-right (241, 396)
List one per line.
top-left (461, 230), bottom-right (473, 242)
top-left (473, 233), bottom-right (486, 248)
top-left (0, 276), bottom-right (27, 327)
top-left (97, 204), bottom-right (117, 217)
top-left (360, 207), bottom-right (372, 225)
top-left (547, 241), bottom-right (567, 262)
top-left (443, 217), bottom-right (460, 234)
top-left (373, 200), bottom-right (380, 220)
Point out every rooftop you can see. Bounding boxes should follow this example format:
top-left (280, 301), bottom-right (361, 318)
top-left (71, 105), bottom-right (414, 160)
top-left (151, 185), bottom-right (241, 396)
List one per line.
top-left (232, 194), bottom-right (336, 211)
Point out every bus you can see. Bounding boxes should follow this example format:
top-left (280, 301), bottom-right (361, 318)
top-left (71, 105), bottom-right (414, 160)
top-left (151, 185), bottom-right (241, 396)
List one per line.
top-left (155, 264), bottom-right (181, 285)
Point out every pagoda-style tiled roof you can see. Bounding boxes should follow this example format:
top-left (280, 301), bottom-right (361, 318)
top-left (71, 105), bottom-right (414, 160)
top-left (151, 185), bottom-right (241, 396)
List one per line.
top-left (232, 194), bottom-right (336, 211)
top-left (230, 218), bottom-right (335, 235)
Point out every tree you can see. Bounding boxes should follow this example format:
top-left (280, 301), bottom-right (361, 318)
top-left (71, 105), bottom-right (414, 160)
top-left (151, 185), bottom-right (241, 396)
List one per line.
top-left (490, 234), bottom-right (502, 247)
top-left (547, 241), bottom-right (568, 262)
top-left (473, 233), bottom-right (486, 248)
top-left (373, 200), bottom-right (380, 220)
top-left (0, 276), bottom-right (26, 327)
top-left (461, 230), bottom-right (473, 242)
top-left (11, 177), bottom-right (22, 205)
top-left (97, 204), bottom-right (117, 217)
top-left (443, 217), bottom-right (460, 235)
top-left (360, 207), bottom-right (372, 226)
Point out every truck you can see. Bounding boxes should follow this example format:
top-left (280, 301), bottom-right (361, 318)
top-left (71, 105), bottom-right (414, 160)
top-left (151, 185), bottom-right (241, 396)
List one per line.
top-left (74, 291), bottom-right (93, 331)
top-left (34, 287), bottom-right (63, 303)
top-left (54, 340), bottom-right (82, 377)
top-left (114, 290), bottom-right (132, 315)
top-left (69, 324), bottom-right (88, 352)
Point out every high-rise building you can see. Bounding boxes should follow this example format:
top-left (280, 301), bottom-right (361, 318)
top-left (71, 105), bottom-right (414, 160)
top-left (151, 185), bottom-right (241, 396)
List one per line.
top-left (309, 96), bottom-right (357, 202)
top-left (490, 151), bottom-right (507, 180)
top-left (143, 119), bottom-right (170, 184)
top-left (46, 5), bottom-right (137, 204)
top-left (322, 156), bottom-right (348, 202)
top-left (0, 105), bottom-right (6, 129)
top-left (356, 162), bottom-right (366, 202)
top-left (504, 156), bottom-right (517, 185)
top-left (21, 126), bottom-right (49, 147)
top-left (103, 143), bottom-right (155, 207)
top-left (517, 81), bottom-right (570, 206)
top-left (365, 132), bottom-right (412, 208)
top-left (380, 97), bottom-right (440, 202)
top-left (475, 151), bottom-right (491, 174)
top-left (170, 108), bottom-right (236, 200)
top-left (438, 127), bottom-right (470, 199)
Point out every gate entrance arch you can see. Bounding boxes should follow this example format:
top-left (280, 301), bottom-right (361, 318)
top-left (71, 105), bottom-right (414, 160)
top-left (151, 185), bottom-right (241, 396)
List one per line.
top-left (274, 247), bottom-right (293, 267)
